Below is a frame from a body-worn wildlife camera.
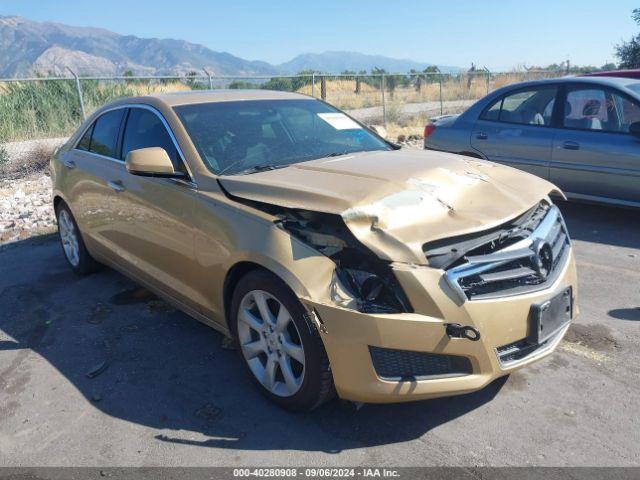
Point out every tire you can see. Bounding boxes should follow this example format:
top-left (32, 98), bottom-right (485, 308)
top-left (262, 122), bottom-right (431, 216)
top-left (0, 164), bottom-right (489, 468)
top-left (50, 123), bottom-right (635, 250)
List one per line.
top-left (55, 202), bottom-right (100, 276)
top-left (230, 269), bottom-right (334, 411)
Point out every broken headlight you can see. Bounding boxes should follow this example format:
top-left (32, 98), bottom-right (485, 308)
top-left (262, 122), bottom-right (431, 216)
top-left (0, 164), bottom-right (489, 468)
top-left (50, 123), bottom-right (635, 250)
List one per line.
top-left (275, 208), bottom-right (413, 314)
top-left (333, 266), bottom-right (412, 314)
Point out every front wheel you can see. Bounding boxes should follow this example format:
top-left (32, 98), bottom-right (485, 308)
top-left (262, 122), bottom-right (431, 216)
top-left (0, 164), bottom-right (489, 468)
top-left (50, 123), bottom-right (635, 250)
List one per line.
top-left (230, 269), bottom-right (334, 411)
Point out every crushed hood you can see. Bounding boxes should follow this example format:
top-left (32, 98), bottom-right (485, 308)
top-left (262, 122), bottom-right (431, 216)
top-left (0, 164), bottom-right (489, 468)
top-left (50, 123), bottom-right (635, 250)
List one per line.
top-left (219, 149), bottom-right (560, 264)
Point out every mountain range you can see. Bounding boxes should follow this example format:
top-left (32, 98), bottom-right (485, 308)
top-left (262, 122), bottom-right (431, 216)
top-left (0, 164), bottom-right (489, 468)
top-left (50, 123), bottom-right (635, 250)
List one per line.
top-left (0, 15), bottom-right (458, 77)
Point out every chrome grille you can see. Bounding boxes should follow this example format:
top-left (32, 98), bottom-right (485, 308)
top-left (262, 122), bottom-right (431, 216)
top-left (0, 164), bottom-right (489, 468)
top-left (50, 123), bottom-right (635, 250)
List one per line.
top-left (442, 203), bottom-right (570, 302)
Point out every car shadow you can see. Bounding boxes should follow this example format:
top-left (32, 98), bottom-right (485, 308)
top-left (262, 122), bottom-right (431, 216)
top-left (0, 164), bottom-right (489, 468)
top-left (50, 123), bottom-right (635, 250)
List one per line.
top-left (608, 308), bottom-right (640, 321)
top-left (0, 235), bottom-right (507, 453)
top-left (556, 200), bottom-right (640, 249)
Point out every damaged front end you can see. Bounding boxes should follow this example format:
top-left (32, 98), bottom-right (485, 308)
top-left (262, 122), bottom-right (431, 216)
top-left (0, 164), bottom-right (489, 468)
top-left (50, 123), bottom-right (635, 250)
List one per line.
top-left (424, 201), bottom-right (571, 302)
top-left (220, 184), bottom-right (411, 314)
top-left (275, 209), bottom-right (412, 314)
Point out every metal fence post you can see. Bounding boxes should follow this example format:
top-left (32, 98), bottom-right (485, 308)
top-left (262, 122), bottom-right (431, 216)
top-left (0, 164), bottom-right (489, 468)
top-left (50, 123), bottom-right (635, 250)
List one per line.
top-left (312, 73), bottom-right (315, 97)
top-left (203, 69), bottom-right (213, 89)
top-left (484, 66), bottom-right (491, 95)
top-left (381, 73), bottom-right (386, 126)
top-left (434, 67), bottom-right (443, 115)
top-left (67, 67), bottom-right (86, 121)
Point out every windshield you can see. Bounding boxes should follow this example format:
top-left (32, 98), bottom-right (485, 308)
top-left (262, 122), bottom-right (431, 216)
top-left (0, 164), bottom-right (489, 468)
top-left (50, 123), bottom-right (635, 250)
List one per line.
top-left (174, 99), bottom-right (391, 175)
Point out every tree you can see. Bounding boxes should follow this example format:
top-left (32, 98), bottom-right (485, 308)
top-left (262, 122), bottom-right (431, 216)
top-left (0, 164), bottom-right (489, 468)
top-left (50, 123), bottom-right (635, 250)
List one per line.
top-left (371, 67), bottom-right (398, 96)
top-left (423, 65), bottom-right (443, 84)
top-left (185, 71), bottom-right (201, 89)
top-left (228, 80), bottom-right (257, 89)
top-left (616, 8), bottom-right (640, 68)
top-left (409, 69), bottom-right (422, 92)
top-left (261, 77), bottom-right (294, 91)
top-left (467, 63), bottom-right (476, 90)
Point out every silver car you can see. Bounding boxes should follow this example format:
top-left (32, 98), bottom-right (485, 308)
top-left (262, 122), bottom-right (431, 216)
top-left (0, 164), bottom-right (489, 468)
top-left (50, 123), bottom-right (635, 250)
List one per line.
top-left (424, 76), bottom-right (640, 207)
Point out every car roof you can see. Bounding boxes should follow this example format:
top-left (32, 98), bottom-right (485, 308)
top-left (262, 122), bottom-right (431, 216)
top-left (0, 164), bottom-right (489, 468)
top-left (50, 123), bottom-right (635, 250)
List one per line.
top-left (498, 75), bottom-right (640, 91)
top-left (580, 69), bottom-right (640, 78)
top-left (141, 89), bottom-right (309, 107)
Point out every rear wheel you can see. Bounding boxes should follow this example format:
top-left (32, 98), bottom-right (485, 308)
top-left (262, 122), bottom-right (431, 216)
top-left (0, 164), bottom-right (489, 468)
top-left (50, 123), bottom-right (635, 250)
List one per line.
top-left (55, 203), bottom-right (99, 275)
top-left (230, 269), bottom-right (334, 411)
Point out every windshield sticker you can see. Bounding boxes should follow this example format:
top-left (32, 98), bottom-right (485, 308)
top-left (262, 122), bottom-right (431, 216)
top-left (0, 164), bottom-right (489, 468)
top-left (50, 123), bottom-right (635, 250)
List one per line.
top-left (317, 113), bottom-right (362, 130)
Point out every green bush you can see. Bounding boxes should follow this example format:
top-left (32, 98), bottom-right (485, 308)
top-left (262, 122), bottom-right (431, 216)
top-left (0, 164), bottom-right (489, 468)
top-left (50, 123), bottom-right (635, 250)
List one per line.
top-left (261, 71), bottom-right (314, 92)
top-left (0, 80), bottom-right (139, 142)
top-left (228, 80), bottom-right (258, 89)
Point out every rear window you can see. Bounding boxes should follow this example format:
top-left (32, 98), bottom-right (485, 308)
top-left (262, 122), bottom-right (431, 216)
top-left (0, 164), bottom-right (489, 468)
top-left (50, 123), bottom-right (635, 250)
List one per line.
top-left (78, 109), bottom-right (125, 158)
top-left (77, 124), bottom-right (93, 151)
top-left (481, 87), bottom-right (557, 126)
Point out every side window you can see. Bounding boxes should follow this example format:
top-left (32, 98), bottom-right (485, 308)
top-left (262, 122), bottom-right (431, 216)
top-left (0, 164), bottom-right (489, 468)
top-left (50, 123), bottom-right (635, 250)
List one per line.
top-left (616, 94), bottom-right (640, 131)
top-left (76, 123), bottom-right (93, 151)
top-left (565, 87), bottom-right (640, 133)
top-left (121, 109), bottom-right (183, 172)
top-left (88, 109), bottom-right (125, 158)
top-left (481, 98), bottom-right (502, 121)
top-left (564, 88), bottom-right (610, 131)
top-left (481, 87), bottom-right (557, 126)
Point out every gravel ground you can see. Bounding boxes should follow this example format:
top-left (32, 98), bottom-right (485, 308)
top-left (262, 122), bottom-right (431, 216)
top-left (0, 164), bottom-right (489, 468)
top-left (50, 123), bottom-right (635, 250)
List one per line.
top-left (0, 173), bottom-right (56, 243)
top-left (0, 200), bottom-right (638, 467)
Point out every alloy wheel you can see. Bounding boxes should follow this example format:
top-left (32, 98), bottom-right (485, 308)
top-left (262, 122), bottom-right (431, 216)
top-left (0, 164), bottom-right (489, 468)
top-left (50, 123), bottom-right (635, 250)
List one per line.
top-left (237, 290), bottom-right (306, 397)
top-left (58, 209), bottom-right (80, 267)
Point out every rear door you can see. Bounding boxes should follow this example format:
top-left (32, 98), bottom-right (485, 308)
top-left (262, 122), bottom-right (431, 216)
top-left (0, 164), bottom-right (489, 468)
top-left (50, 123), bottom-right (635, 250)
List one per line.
top-left (550, 84), bottom-right (640, 204)
top-left (63, 108), bottom-right (128, 258)
top-left (470, 85), bottom-right (559, 179)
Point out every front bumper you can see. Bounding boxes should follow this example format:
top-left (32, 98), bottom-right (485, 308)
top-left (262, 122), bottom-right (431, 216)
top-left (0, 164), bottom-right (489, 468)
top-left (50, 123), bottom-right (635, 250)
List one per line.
top-left (307, 250), bottom-right (578, 403)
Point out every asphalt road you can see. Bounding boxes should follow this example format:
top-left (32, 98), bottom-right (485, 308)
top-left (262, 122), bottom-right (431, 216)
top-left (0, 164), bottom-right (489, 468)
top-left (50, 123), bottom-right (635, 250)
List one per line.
top-left (0, 201), bottom-right (638, 467)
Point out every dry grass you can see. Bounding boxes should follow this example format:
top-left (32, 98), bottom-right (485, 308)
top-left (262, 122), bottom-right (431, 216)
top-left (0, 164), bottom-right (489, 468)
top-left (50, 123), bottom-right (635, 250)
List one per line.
top-left (296, 76), bottom-right (492, 110)
top-left (385, 116), bottom-right (429, 141)
top-left (1, 71), bottom-right (561, 145)
top-left (295, 72), bottom-right (560, 112)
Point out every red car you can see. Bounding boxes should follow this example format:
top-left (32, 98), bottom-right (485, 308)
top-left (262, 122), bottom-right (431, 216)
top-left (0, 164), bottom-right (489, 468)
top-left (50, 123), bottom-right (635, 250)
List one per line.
top-left (581, 69), bottom-right (640, 79)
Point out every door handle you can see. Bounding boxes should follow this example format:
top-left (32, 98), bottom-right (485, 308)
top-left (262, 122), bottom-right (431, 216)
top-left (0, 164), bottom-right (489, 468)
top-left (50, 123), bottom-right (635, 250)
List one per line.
top-left (475, 131), bottom-right (488, 140)
top-left (562, 141), bottom-right (580, 150)
top-left (107, 180), bottom-right (126, 193)
top-left (62, 159), bottom-right (76, 169)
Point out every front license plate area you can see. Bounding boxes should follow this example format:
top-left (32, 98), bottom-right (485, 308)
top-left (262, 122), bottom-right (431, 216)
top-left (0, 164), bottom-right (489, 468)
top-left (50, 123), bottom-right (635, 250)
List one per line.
top-left (528, 287), bottom-right (573, 345)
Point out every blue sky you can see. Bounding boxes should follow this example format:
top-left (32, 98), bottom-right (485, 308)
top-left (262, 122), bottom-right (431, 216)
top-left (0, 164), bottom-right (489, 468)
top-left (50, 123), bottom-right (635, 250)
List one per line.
top-left (2, 0), bottom-right (638, 69)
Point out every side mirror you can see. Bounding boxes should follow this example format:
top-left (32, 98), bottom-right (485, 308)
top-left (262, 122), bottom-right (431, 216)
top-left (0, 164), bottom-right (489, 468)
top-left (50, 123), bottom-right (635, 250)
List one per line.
top-left (629, 121), bottom-right (640, 137)
top-left (125, 147), bottom-right (183, 177)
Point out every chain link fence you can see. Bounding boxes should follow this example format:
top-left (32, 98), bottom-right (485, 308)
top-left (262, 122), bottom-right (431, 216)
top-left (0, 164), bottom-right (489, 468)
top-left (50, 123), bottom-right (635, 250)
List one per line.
top-left (0, 69), bottom-right (568, 176)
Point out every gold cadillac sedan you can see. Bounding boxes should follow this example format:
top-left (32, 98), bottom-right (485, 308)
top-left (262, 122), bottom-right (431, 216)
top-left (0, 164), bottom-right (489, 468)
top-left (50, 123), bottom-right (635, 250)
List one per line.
top-left (51, 90), bottom-right (578, 411)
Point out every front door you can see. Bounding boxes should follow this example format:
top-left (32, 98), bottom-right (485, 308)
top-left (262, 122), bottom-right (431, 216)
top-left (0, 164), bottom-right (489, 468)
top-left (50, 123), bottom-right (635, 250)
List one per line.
top-left (550, 84), bottom-right (640, 204)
